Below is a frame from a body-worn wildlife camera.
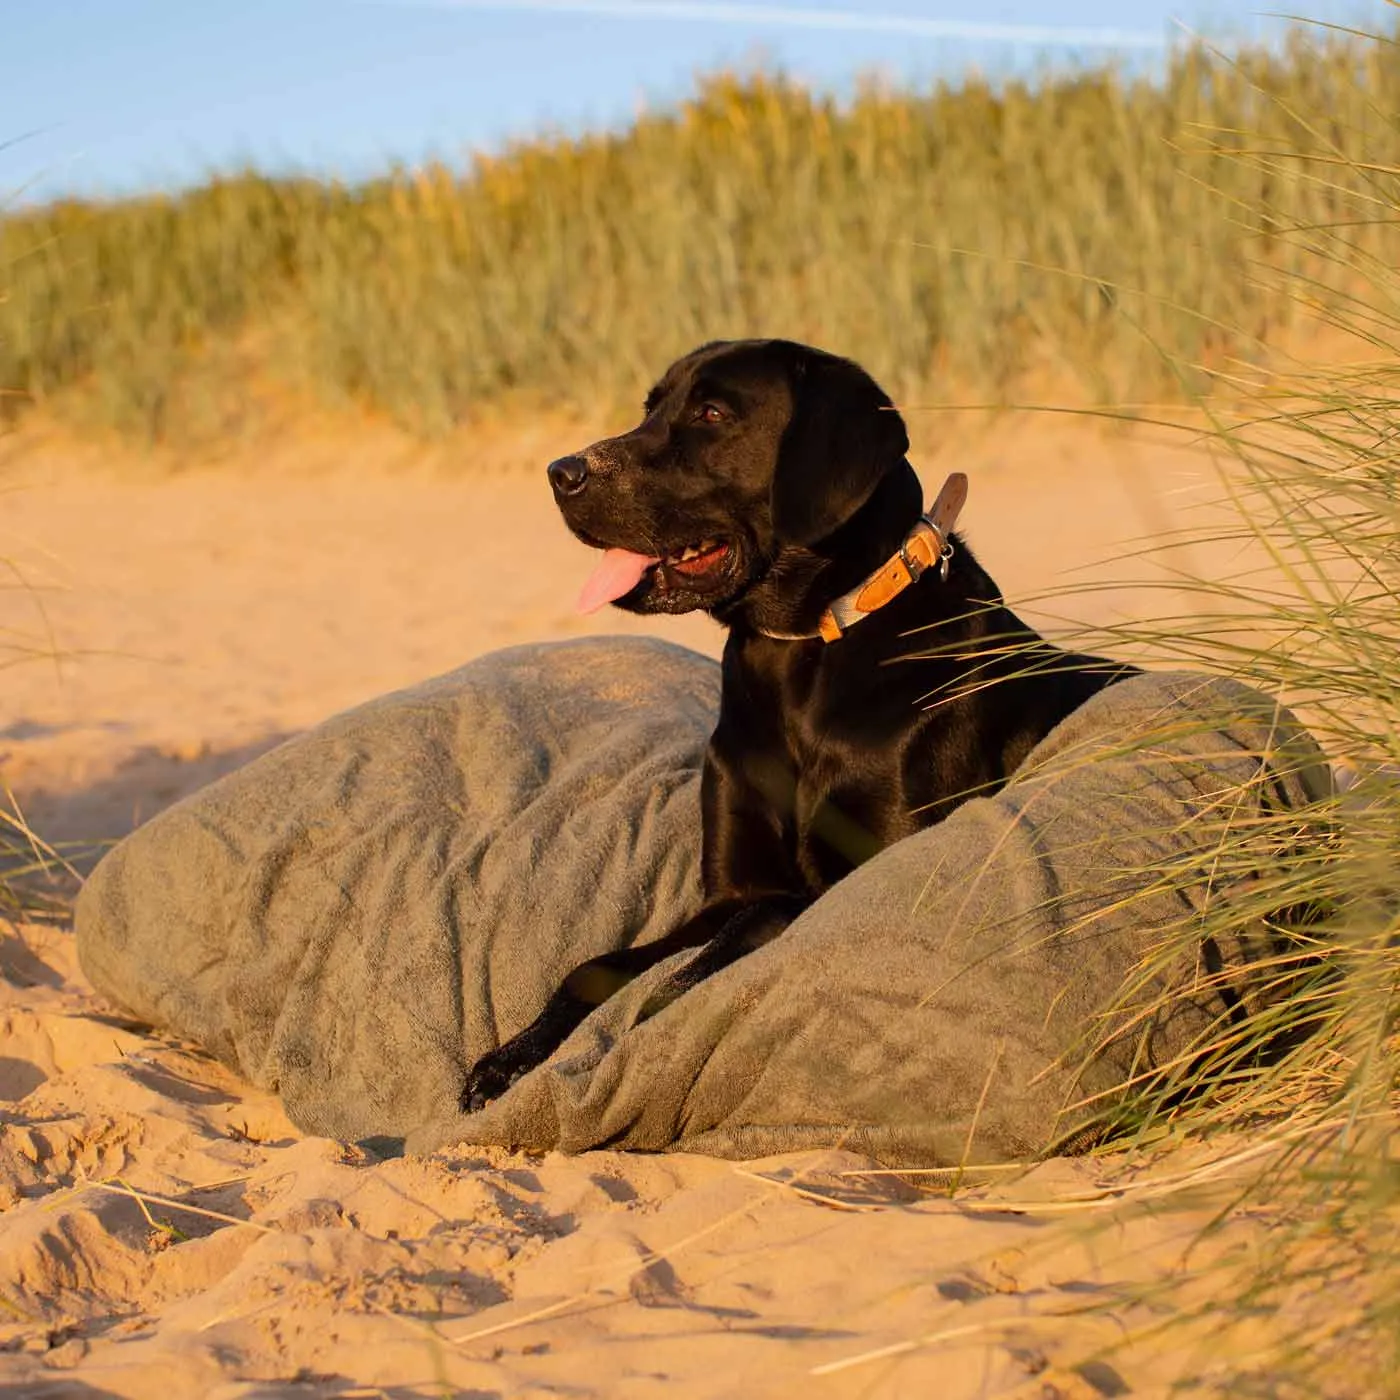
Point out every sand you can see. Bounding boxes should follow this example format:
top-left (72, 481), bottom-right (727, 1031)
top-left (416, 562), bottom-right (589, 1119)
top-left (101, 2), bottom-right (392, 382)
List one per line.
top-left (0, 413), bottom-right (1344, 1397)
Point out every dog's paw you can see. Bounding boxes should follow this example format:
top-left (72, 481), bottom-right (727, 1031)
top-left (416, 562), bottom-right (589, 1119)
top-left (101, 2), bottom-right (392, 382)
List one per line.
top-left (460, 1051), bottom-right (528, 1114)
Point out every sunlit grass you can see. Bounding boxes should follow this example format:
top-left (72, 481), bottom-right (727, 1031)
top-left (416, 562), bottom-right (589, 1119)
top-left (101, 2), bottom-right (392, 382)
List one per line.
top-left (4, 28), bottom-right (1400, 442)
top-left (932, 31), bottom-right (1400, 1388)
top-left (0, 547), bottom-right (68, 923)
top-left (0, 786), bottom-right (70, 926)
top-left (1104, 387), bottom-right (1399, 1392)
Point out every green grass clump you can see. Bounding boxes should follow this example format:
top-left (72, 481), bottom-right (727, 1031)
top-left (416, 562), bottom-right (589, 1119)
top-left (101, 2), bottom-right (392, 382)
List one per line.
top-left (5, 28), bottom-right (1400, 441)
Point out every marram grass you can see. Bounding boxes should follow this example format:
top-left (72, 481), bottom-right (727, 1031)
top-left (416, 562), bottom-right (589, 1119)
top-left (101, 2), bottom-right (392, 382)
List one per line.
top-left (895, 379), bottom-right (1399, 1391)
top-left (0, 788), bottom-right (68, 926)
top-left (5, 28), bottom-right (1400, 442)
top-left (910, 39), bottom-right (1400, 1387)
top-left (0, 564), bottom-right (68, 924)
top-left (0, 485), bottom-right (69, 920)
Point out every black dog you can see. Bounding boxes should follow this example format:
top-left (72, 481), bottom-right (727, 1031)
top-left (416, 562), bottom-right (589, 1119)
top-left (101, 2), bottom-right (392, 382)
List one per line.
top-left (462, 338), bottom-right (1132, 1110)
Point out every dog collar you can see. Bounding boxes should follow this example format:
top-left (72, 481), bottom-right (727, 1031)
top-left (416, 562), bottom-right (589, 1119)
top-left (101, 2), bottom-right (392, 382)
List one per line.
top-left (758, 471), bottom-right (968, 643)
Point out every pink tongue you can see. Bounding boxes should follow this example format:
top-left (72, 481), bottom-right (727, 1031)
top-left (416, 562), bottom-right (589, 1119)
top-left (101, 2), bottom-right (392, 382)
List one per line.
top-left (577, 548), bottom-right (662, 615)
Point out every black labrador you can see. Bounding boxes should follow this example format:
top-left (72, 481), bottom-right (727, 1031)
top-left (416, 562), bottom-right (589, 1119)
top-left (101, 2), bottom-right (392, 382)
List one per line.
top-left (462, 338), bottom-right (1133, 1110)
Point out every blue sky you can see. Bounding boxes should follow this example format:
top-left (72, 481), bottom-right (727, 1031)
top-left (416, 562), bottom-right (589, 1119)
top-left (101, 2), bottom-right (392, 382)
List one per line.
top-left (3, 0), bottom-right (1381, 202)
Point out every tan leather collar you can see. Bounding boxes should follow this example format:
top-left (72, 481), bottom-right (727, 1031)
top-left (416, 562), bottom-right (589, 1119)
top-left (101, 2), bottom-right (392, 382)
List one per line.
top-left (759, 472), bottom-right (968, 643)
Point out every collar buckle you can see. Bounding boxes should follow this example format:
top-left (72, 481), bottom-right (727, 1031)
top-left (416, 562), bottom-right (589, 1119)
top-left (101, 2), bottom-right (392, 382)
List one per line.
top-left (898, 525), bottom-right (931, 580)
top-left (759, 471), bottom-right (969, 644)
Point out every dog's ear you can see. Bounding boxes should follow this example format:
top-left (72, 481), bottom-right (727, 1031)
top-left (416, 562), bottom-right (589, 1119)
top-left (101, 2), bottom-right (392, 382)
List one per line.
top-left (770, 350), bottom-right (910, 546)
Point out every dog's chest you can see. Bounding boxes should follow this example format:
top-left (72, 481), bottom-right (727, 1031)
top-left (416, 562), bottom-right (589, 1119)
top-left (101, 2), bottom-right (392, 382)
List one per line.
top-left (788, 704), bottom-right (924, 885)
top-left (739, 643), bottom-right (929, 887)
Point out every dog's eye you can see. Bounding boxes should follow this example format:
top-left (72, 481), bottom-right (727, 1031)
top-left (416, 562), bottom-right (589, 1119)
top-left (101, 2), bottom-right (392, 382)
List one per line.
top-left (695, 403), bottom-right (727, 425)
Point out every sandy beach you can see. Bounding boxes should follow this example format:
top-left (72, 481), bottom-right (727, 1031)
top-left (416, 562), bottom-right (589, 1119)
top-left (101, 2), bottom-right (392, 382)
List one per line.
top-left (0, 411), bottom-right (1337, 1397)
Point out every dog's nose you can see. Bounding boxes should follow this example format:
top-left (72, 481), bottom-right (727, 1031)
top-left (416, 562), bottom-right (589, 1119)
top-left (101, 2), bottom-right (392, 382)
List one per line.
top-left (547, 455), bottom-right (589, 497)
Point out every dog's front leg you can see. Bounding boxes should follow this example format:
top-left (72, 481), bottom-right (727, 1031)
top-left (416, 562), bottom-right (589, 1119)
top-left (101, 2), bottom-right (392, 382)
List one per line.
top-left (460, 897), bottom-right (782, 1112)
top-left (461, 736), bottom-right (805, 1113)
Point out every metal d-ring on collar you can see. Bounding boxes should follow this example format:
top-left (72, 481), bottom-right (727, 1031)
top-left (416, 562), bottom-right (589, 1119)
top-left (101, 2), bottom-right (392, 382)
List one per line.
top-left (899, 518), bottom-right (956, 585)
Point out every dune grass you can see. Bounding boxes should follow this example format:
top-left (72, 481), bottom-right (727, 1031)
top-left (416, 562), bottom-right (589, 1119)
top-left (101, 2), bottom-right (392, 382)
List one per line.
top-left (894, 354), bottom-right (1399, 1389)
top-left (4, 26), bottom-right (1400, 443)
top-left (0, 554), bottom-right (68, 924)
top-left (1096, 398), bottom-right (1400, 1392)
top-left (938, 34), bottom-right (1400, 1388)
top-left (0, 790), bottom-right (67, 927)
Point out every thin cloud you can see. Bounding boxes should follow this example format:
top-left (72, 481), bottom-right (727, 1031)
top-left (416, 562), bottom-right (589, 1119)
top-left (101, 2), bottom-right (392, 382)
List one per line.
top-left (385, 0), bottom-right (1170, 50)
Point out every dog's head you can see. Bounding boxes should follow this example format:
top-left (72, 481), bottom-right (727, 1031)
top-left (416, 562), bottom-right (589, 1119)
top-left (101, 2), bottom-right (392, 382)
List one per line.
top-left (551, 339), bottom-right (915, 618)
